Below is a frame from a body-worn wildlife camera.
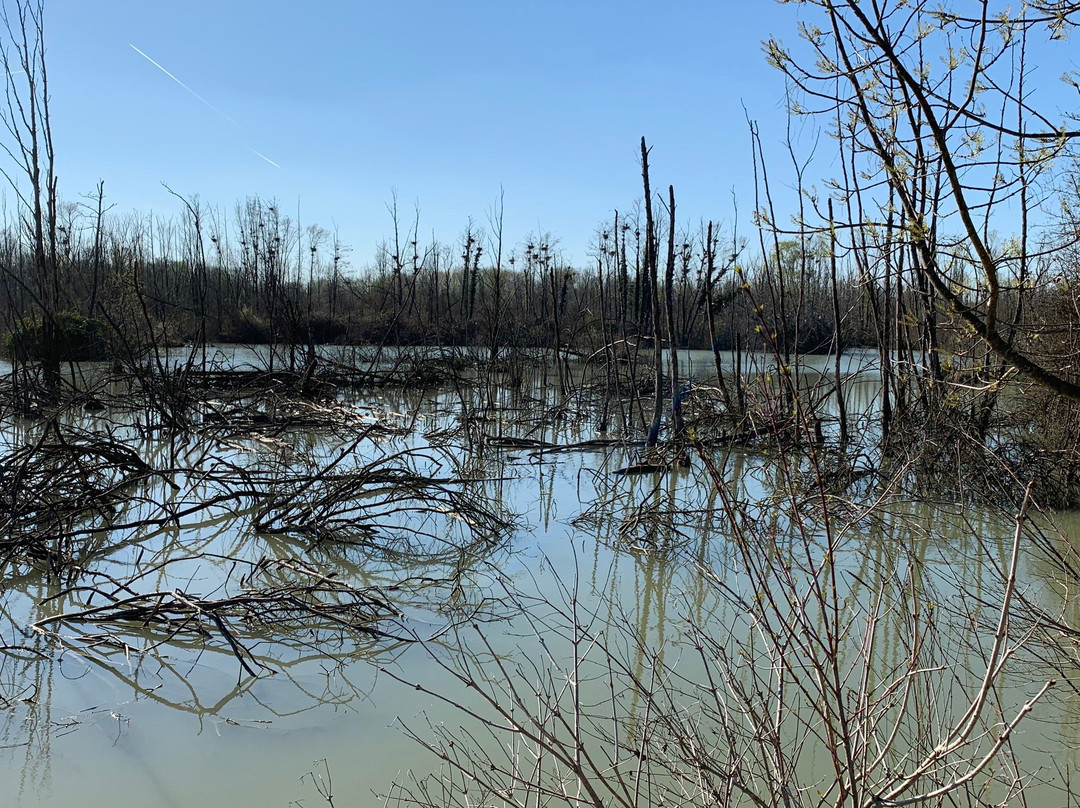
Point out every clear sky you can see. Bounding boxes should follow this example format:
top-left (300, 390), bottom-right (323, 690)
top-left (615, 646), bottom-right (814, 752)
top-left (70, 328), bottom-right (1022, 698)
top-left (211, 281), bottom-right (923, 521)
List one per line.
top-left (33, 1), bottom-right (1080, 267)
top-left (35, 0), bottom-right (811, 265)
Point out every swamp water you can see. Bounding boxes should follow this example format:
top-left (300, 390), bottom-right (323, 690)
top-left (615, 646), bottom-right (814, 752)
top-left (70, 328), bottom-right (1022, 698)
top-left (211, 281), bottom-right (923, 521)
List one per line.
top-left (1, 348), bottom-right (1079, 806)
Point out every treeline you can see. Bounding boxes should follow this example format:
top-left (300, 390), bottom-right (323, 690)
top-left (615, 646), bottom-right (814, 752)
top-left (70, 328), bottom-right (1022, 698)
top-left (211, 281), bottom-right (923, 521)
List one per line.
top-left (0, 193), bottom-right (897, 362)
top-left (2, 181), bottom-right (1078, 402)
top-left (3, 187), bottom-right (1076, 364)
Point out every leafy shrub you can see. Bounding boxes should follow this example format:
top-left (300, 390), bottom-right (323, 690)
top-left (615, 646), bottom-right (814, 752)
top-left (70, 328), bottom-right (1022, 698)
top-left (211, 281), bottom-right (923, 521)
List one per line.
top-left (5, 310), bottom-right (109, 361)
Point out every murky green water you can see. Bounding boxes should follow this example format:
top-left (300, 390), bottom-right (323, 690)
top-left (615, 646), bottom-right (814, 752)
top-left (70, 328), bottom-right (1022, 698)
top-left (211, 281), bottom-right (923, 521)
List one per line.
top-left (2, 349), bottom-right (1078, 806)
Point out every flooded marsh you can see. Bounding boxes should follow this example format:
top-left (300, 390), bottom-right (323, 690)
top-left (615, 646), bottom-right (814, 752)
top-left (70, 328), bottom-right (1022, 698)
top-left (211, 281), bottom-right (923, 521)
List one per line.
top-left (2, 1), bottom-right (1080, 804)
top-left (0, 348), bottom-right (1078, 807)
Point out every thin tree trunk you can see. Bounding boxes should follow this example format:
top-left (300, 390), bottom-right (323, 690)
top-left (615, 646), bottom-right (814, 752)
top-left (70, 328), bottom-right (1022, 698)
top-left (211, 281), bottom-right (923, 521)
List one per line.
top-left (665, 185), bottom-right (684, 439)
top-left (641, 138), bottom-right (664, 451)
top-left (828, 200), bottom-right (848, 445)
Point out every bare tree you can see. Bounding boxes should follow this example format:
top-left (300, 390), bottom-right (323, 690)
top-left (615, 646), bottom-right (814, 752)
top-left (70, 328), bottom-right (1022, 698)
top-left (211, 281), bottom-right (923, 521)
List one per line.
top-left (0, 0), bottom-right (60, 398)
top-left (384, 445), bottom-right (1054, 808)
top-left (767, 0), bottom-right (1080, 400)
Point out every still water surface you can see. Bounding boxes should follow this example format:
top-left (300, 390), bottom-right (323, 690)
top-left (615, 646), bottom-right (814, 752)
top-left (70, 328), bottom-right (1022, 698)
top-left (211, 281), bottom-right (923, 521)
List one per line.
top-left (1, 348), bottom-right (1077, 806)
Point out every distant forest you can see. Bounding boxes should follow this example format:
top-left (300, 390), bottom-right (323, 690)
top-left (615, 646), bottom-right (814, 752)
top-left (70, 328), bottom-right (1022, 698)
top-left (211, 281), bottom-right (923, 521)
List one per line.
top-left (3, 193), bottom-right (887, 357)
top-left (3, 184), bottom-right (1076, 361)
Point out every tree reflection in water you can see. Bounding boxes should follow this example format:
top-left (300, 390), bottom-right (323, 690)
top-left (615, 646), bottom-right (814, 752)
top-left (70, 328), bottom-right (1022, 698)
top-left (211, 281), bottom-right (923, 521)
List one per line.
top-left (2, 361), bottom-right (1080, 806)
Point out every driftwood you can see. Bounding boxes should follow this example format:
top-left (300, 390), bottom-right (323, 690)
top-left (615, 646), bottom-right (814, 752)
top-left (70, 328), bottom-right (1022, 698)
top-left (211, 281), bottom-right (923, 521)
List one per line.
top-left (32, 557), bottom-right (408, 678)
top-left (0, 427), bottom-right (170, 567)
top-left (484, 435), bottom-right (630, 453)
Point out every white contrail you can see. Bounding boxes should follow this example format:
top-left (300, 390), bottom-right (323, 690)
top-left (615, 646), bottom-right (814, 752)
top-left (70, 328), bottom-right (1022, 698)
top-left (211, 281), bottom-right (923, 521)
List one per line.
top-left (247, 147), bottom-right (281, 169)
top-left (129, 43), bottom-right (279, 168)
top-left (129, 44), bottom-right (237, 125)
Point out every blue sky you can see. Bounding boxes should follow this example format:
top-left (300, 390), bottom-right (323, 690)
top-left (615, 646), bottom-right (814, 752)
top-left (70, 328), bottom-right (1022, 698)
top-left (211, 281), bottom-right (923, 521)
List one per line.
top-left (34, 1), bottom-right (1080, 266)
top-left (38, 0), bottom-right (808, 264)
